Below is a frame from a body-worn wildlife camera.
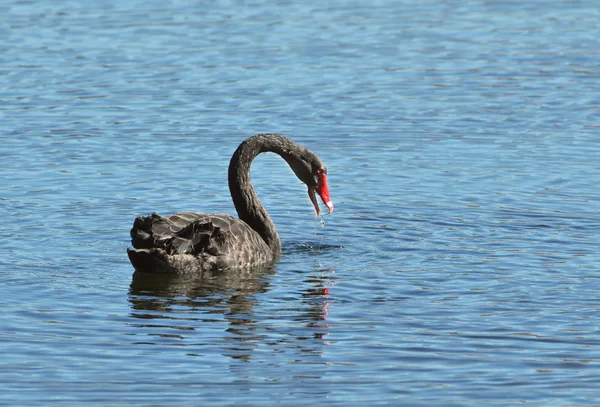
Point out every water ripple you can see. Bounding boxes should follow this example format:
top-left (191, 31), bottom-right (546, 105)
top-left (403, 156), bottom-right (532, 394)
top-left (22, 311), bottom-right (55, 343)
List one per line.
top-left (2, 0), bottom-right (600, 406)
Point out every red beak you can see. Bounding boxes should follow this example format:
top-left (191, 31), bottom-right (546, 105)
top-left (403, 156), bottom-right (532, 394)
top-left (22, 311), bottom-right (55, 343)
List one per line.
top-left (308, 172), bottom-right (334, 215)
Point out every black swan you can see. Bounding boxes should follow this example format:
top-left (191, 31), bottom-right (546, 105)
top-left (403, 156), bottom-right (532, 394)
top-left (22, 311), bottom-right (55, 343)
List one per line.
top-left (127, 134), bottom-right (333, 273)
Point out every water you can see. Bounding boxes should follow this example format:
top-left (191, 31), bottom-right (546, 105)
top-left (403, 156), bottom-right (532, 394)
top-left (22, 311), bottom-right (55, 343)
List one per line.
top-left (2, 1), bottom-right (600, 405)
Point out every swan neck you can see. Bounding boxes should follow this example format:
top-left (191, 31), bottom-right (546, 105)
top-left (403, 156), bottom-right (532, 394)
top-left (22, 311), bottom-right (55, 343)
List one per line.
top-left (229, 134), bottom-right (299, 254)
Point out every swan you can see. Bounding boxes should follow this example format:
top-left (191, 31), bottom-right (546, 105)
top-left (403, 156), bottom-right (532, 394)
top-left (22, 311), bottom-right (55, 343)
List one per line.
top-left (127, 134), bottom-right (333, 273)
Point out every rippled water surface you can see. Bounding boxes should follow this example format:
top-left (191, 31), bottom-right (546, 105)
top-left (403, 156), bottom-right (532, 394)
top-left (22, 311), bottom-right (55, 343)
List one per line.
top-left (2, 1), bottom-right (600, 405)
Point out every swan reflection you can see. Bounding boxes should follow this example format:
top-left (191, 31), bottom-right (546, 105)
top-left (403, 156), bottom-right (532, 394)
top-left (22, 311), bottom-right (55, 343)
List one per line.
top-left (127, 263), bottom-right (336, 362)
top-left (129, 265), bottom-right (273, 314)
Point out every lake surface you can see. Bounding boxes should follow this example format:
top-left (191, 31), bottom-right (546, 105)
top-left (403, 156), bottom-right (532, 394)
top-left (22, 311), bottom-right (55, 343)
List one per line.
top-left (2, 1), bottom-right (600, 405)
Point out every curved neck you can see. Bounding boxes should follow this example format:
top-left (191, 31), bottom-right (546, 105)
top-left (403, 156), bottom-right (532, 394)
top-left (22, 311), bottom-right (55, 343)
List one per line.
top-left (228, 134), bottom-right (304, 254)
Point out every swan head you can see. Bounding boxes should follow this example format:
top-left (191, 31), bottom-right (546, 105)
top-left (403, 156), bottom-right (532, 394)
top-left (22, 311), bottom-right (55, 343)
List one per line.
top-left (286, 150), bottom-right (334, 216)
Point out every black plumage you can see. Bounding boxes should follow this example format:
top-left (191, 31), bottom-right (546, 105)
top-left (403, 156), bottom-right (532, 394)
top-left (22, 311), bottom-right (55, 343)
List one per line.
top-left (127, 134), bottom-right (333, 273)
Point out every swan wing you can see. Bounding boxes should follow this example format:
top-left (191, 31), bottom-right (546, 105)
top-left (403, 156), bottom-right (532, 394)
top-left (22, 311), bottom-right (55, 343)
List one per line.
top-left (129, 212), bottom-right (272, 272)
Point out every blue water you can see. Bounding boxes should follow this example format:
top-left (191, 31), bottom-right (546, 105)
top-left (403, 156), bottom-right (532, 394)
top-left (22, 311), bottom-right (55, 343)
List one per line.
top-left (2, 1), bottom-right (600, 405)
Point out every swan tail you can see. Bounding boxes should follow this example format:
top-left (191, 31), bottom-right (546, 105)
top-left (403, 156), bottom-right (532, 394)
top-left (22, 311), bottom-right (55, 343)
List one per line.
top-left (127, 248), bottom-right (170, 273)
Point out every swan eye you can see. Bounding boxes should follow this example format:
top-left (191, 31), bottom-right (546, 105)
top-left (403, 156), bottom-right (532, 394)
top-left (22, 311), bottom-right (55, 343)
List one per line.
top-left (313, 169), bottom-right (321, 183)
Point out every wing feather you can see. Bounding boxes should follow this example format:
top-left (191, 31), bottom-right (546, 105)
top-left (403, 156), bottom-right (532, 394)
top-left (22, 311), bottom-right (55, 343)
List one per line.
top-left (129, 212), bottom-right (272, 272)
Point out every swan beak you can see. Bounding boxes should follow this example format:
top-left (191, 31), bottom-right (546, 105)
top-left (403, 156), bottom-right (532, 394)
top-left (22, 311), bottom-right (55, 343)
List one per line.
top-left (309, 172), bottom-right (334, 215)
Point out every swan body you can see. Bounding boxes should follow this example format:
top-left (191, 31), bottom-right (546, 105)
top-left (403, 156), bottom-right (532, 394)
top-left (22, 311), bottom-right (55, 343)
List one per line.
top-left (127, 134), bottom-right (333, 274)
